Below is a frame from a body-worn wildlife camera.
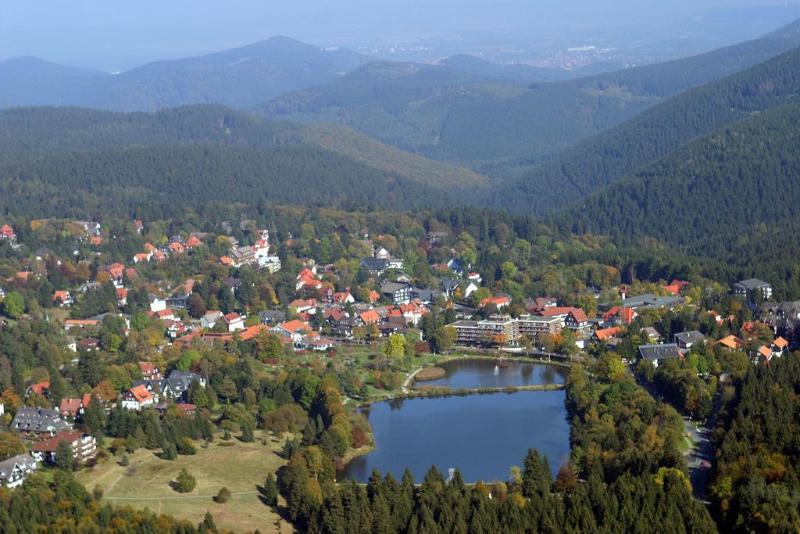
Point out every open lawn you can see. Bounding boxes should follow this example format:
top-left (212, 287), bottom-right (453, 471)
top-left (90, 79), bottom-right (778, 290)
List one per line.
top-left (77, 433), bottom-right (292, 533)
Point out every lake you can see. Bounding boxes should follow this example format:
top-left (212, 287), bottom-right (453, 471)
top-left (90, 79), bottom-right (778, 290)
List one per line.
top-left (418, 358), bottom-right (567, 389)
top-left (339, 389), bottom-right (570, 483)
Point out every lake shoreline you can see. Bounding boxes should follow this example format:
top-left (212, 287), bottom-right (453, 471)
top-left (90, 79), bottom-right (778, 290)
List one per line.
top-left (372, 356), bottom-right (569, 406)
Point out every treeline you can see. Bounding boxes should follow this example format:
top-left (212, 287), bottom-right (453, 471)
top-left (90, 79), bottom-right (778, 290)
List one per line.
top-left (278, 360), bottom-right (716, 533)
top-left (710, 352), bottom-right (800, 532)
top-left (492, 44), bottom-right (800, 215)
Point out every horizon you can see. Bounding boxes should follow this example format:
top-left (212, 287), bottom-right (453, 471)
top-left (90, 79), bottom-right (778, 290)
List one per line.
top-left (2, 1), bottom-right (800, 71)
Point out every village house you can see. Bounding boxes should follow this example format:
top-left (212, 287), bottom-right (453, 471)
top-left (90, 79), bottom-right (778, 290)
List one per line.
top-left (64, 318), bottom-right (101, 331)
top-left (52, 290), bottom-right (73, 307)
top-left (289, 298), bottom-right (318, 314)
top-left (133, 252), bottom-right (153, 264)
top-left (201, 310), bottom-right (223, 329)
top-left (537, 307), bottom-right (590, 334)
top-left (674, 330), bottom-right (707, 350)
top-left (138, 361), bottom-right (162, 381)
top-left (26, 380), bottom-right (50, 398)
top-left (59, 398), bottom-right (84, 419)
top-left (259, 310), bottom-right (287, 325)
top-left (162, 371), bottom-right (206, 401)
top-left (116, 287), bottom-right (128, 307)
top-left (121, 384), bottom-right (155, 410)
top-left (271, 320), bottom-right (313, 345)
top-left (638, 344), bottom-right (683, 368)
top-left (0, 224), bottom-right (17, 242)
top-left (360, 257), bottom-right (400, 277)
top-left (77, 337), bottom-right (100, 351)
top-left (11, 407), bottom-right (73, 437)
top-left (594, 327), bottom-right (622, 342)
top-left (31, 431), bottom-right (97, 465)
top-left (0, 454), bottom-right (38, 488)
top-left (734, 278), bottom-right (773, 303)
top-left (223, 312), bottom-right (246, 332)
top-left (717, 335), bottom-right (745, 351)
top-left (640, 327), bottom-right (662, 343)
top-left (381, 282), bottom-right (412, 305)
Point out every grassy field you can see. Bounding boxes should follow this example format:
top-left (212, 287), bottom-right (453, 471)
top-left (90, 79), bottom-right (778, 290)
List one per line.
top-left (77, 432), bottom-right (292, 533)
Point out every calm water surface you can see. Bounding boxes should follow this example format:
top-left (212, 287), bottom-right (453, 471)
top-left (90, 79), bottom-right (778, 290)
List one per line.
top-left (420, 358), bottom-right (567, 389)
top-left (339, 389), bottom-right (570, 483)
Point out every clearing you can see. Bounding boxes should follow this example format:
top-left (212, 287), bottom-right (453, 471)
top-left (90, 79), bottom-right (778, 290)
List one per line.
top-left (77, 433), bottom-right (293, 533)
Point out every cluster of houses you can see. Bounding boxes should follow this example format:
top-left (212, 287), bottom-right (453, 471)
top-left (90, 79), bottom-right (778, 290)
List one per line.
top-left (1, 405), bottom-right (97, 488)
top-left (0, 363), bottom-right (206, 488)
top-left (218, 230), bottom-right (281, 272)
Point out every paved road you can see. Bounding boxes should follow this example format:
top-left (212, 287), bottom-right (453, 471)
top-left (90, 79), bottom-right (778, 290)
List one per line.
top-left (683, 418), bottom-right (713, 502)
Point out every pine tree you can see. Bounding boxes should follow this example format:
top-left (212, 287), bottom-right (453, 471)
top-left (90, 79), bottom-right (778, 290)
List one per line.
top-left (262, 473), bottom-right (278, 507)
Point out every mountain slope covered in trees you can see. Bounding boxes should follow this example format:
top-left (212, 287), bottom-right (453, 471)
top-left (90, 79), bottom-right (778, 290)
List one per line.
top-left (0, 36), bottom-right (367, 111)
top-left (263, 19), bottom-right (800, 166)
top-left (490, 44), bottom-right (800, 215)
top-left (0, 144), bottom-right (450, 219)
top-left (0, 105), bottom-right (487, 188)
top-left (554, 100), bottom-right (800, 295)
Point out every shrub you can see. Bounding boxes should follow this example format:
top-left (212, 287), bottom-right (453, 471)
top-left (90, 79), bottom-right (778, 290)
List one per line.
top-left (214, 487), bottom-right (231, 503)
top-left (173, 469), bottom-right (196, 493)
top-left (176, 437), bottom-right (196, 455)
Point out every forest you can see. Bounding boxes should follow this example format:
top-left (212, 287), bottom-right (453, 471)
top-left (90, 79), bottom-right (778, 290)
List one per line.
top-left (710, 353), bottom-right (800, 532)
top-left (556, 100), bottom-right (800, 297)
top-left (491, 44), bottom-right (800, 215)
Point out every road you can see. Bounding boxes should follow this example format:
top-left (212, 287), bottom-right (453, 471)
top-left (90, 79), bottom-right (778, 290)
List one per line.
top-left (683, 418), bottom-right (713, 502)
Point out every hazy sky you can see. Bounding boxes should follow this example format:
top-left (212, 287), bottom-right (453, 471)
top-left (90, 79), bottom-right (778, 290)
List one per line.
top-left (1, 0), bottom-right (798, 69)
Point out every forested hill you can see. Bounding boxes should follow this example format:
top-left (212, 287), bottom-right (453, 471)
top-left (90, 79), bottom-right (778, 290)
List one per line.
top-left (0, 145), bottom-right (450, 219)
top-left (0, 106), bottom-right (487, 188)
top-left (0, 36), bottom-right (367, 111)
top-left (553, 100), bottom-right (800, 295)
top-left (263, 19), bottom-right (800, 166)
top-left (489, 44), bottom-right (800, 215)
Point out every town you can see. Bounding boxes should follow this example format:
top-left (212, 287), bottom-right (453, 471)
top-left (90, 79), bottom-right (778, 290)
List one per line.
top-left (0, 213), bottom-right (792, 497)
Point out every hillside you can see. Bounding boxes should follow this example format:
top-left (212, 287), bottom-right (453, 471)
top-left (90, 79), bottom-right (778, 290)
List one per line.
top-left (262, 60), bottom-right (526, 154)
top-left (554, 100), bottom-right (800, 294)
top-left (0, 37), bottom-right (367, 111)
top-left (0, 105), bottom-right (486, 188)
top-left (0, 144), bottom-right (449, 219)
top-left (0, 56), bottom-right (105, 108)
top-left (263, 19), bottom-right (800, 166)
top-left (490, 44), bottom-right (800, 215)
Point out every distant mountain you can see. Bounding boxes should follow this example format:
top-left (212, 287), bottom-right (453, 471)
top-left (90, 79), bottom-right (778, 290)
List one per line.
top-left (0, 56), bottom-right (106, 107)
top-left (489, 44), bottom-right (800, 215)
top-left (0, 105), bottom-right (486, 189)
top-left (263, 19), bottom-right (800, 166)
top-left (552, 99), bottom-right (800, 294)
top-left (0, 37), bottom-right (368, 111)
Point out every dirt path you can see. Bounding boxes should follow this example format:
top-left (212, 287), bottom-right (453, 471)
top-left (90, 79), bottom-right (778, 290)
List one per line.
top-left (401, 367), bottom-right (424, 393)
top-left (105, 490), bottom-right (260, 501)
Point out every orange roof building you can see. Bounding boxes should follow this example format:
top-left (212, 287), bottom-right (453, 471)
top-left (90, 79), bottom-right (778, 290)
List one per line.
top-left (717, 335), bottom-right (744, 351)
